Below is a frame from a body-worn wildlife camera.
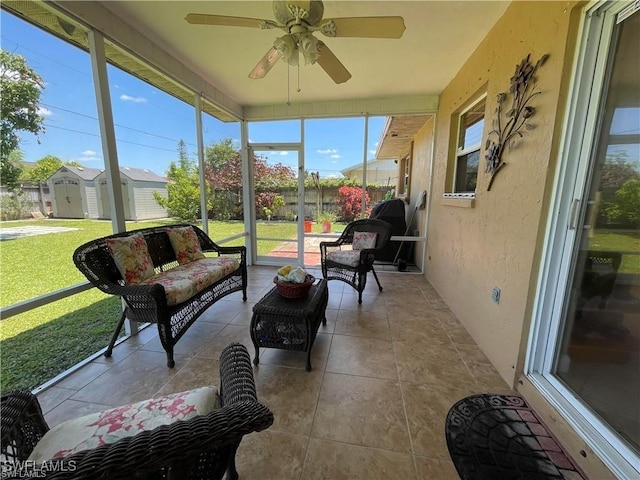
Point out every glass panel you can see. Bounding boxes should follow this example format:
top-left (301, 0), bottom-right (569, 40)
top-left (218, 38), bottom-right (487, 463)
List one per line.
top-left (253, 149), bottom-right (300, 262)
top-left (455, 150), bottom-right (479, 192)
top-left (556, 11), bottom-right (640, 451)
top-left (459, 98), bottom-right (486, 151)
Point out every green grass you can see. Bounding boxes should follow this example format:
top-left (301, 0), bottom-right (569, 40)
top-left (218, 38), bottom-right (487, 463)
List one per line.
top-left (589, 231), bottom-right (640, 274)
top-left (0, 218), bottom-right (326, 392)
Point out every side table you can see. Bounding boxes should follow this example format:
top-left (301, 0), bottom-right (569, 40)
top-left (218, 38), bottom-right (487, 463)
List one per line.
top-left (250, 279), bottom-right (328, 371)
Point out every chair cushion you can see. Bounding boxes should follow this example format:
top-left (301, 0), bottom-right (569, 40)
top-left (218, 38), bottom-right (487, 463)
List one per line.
top-left (326, 249), bottom-right (361, 267)
top-left (352, 231), bottom-right (377, 250)
top-left (106, 234), bottom-right (155, 284)
top-left (29, 386), bottom-right (220, 462)
top-left (166, 226), bottom-right (205, 265)
top-left (139, 257), bottom-right (240, 306)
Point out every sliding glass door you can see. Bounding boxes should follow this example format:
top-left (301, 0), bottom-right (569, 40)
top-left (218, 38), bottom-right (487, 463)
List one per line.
top-left (530, 2), bottom-right (639, 477)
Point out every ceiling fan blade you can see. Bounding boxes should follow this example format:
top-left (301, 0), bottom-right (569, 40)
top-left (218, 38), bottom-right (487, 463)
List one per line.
top-left (185, 13), bottom-right (277, 29)
top-left (316, 41), bottom-right (351, 84)
top-left (249, 47), bottom-right (282, 79)
top-left (321, 17), bottom-right (406, 39)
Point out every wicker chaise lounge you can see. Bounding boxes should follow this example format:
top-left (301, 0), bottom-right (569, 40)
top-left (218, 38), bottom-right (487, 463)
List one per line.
top-left (73, 224), bottom-right (247, 368)
top-left (0, 343), bottom-right (273, 480)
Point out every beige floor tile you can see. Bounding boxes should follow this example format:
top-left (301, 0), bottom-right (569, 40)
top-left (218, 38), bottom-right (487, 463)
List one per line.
top-left (70, 349), bottom-right (183, 406)
top-left (312, 373), bottom-right (411, 453)
top-left (235, 430), bottom-right (308, 480)
top-left (466, 361), bottom-right (510, 390)
top-left (155, 356), bottom-right (221, 395)
top-left (193, 324), bottom-right (254, 358)
top-left (44, 399), bottom-right (112, 428)
top-left (326, 335), bottom-right (398, 379)
top-left (258, 332), bottom-right (331, 372)
top-left (140, 321), bottom-right (224, 357)
top-left (335, 309), bottom-right (391, 340)
top-left (319, 308), bottom-right (338, 334)
top-left (401, 382), bottom-right (476, 458)
top-left (36, 386), bottom-right (76, 414)
top-left (253, 364), bottom-right (324, 436)
top-left (414, 455), bottom-right (460, 480)
top-left (389, 316), bottom-right (450, 346)
top-left (55, 362), bottom-right (112, 391)
top-left (302, 438), bottom-right (417, 480)
top-left (455, 343), bottom-right (492, 364)
top-left (444, 327), bottom-right (477, 345)
top-left (339, 290), bottom-right (388, 311)
top-left (394, 341), bottom-right (476, 387)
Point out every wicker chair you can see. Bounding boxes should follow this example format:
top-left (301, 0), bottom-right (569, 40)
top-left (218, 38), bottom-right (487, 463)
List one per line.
top-left (320, 218), bottom-right (392, 304)
top-left (0, 343), bottom-right (273, 480)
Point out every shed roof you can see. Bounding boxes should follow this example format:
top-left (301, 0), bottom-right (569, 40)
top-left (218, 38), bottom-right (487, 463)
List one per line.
top-left (48, 165), bottom-right (167, 183)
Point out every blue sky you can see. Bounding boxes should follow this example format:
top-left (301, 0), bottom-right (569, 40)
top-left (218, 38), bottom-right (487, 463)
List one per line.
top-left (1, 10), bottom-right (385, 179)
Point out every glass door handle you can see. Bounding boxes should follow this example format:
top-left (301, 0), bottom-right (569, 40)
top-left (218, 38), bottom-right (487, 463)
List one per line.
top-left (568, 198), bottom-right (581, 230)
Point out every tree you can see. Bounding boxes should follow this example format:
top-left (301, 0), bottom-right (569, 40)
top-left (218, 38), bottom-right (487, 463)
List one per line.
top-left (603, 178), bottom-right (640, 226)
top-left (0, 49), bottom-right (45, 169)
top-left (22, 155), bottom-right (82, 183)
top-left (153, 141), bottom-right (202, 221)
top-left (1, 149), bottom-right (24, 190)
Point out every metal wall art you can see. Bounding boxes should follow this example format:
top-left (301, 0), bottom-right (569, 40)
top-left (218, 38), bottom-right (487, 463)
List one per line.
top-left (485, 53), bottom-right (549, 191)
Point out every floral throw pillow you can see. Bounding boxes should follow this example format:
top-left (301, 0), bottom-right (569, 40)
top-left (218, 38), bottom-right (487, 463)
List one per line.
top-left (352, 231), bottom-right (378, 251)
top-left (106, 234), bottom-right (155, 284)
top-left (166, 226), bottom-right (205, 265)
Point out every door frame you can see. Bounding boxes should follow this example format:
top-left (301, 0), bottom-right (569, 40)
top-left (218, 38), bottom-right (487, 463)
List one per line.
top-left (248, 143), bottom-right (305, 265)
top-left (526, 1), bottom-right (639, 477)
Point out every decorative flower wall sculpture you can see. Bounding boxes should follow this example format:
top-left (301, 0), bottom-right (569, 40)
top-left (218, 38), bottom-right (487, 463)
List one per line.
top-left (485, 53), bottom-right (549, 191)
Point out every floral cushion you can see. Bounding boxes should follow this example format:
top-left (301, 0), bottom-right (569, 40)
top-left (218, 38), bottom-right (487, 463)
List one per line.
top-left (326, 249), bottom-right (361, 267)
top-left (166, 226), bottom-right (205, 265)
top-left (28, 386), bottom-right (220, 462)
top-left (352, 231), bottom-right (378, 250)
top-left (106, 234), bottom-right (155, 284)
top-left (139, 257), bottom-right (240, 306)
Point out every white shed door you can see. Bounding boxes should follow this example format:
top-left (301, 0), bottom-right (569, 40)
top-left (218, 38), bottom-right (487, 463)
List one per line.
top-left (53, 179), bottom-right (82, 218)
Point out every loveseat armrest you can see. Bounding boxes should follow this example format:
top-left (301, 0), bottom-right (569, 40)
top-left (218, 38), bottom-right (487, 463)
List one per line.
top-left (219, 343), bottom-right (258, 406)
top-left (36, 401), bottom-right (273, 480)
top-left (1, 391), bottom-right (50, 462)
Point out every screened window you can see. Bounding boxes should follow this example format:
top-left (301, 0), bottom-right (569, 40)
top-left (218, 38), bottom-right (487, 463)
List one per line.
top-left (454, 96), bottom-right (486, 193)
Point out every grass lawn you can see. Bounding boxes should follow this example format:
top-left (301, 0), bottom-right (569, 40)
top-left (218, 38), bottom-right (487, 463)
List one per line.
top-left (0, 217), bottom-right (323, 392)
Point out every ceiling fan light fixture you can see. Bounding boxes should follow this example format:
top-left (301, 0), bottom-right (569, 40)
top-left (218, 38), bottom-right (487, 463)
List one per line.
top-left (299, 33), bottom-right (320, 65)
top-left (274, 34), bottom-right (299, 66)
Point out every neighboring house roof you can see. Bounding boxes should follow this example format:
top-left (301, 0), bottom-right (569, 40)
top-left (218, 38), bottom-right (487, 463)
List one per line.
top-left (340, 158), bottom-right (397, 175)
top-left (48, 165), bottom-right (167, 183)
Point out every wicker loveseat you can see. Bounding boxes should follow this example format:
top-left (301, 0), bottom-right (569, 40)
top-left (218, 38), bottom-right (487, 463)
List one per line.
top-left (73, 224), bottom-right (247, 368)
top-left (0, 343), bottom-right (273, 480)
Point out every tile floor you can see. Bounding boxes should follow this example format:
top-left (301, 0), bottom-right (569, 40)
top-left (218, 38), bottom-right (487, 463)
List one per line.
top-left (36, 265), bottom-right (513, 479)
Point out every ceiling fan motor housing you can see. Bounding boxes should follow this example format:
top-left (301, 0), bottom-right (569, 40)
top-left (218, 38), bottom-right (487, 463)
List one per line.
top-left (273, 1), bottom-right (325, 27)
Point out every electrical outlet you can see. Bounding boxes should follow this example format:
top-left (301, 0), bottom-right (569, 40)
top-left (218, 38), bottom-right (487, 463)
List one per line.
top-left (492, 287), bottom-right (501, 304)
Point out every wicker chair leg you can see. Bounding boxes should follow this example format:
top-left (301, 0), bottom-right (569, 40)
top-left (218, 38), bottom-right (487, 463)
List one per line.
top-left (105, 311), bottom-right (127, 358)
top-left (226, 441), bottom-right (241, 480)
top-left (165, 348), bottom-right (175, 368)
top-left (371, 265), bottom-right (383, 292)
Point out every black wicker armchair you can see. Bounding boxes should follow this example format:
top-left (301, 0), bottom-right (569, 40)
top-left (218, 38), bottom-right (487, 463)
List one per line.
top-left (0, 343), bottom-right (273, 480)
top-left (320, 218), bottom-right (392, 304)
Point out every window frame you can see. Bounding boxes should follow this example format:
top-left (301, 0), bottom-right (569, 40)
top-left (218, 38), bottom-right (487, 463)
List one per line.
top-left (450, 94), bottom-right (487, 196)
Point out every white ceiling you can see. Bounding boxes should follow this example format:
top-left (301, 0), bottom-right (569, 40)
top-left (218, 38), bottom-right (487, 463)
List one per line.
top-left (102, 1), bottom-right (510, 108)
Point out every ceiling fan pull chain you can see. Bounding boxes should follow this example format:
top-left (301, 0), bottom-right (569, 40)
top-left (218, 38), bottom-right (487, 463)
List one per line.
top-left (287, 62), bottom-right (291, 106)
top-left (297, 62), bottom-right (301, 93)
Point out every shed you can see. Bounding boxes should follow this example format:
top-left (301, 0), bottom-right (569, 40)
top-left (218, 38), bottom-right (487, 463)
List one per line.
top-left (47, 166), bottom-right (102, 219)
top-left (94, 167), bottom-right (168, 220)
top-left (340, 159), bottom-right (398, 187)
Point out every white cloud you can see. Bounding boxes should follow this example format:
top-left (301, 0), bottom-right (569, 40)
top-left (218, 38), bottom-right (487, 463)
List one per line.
top-left (331, 160), bottom-right (338, 164)
top-left (37, 107), bottom-right (52, 117)
top-left (369, 149), bottom-right (376, 155)
top-left (317, 148), bottom-right (338, 154)
top-left (82, 150), bottom-right (97, 156)
top-left (330, 154), bottom-right (341, 159)
top-left (278, 151), bottom-right (289, 155)
top-left (79, 156), bottom-right (100, 162)
top-left (119, 94), bottom-right (147, 103)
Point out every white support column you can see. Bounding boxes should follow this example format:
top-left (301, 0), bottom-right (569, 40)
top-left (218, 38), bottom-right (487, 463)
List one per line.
top-left (88, 30), bottom-right (133, 335)
top-left (88, 30), bottom-right (125, 234)
top-left (195, 94), bottom-right (208, 235)
top-left (241, 121), bottom-right (254, 265)
top-left (362, 115), bottom-right (369, 217)
top-left (298, 120), bottom-right (306, 265)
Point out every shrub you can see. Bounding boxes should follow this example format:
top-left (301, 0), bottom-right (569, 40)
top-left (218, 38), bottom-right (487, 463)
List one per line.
top-left (0, 192), bottom-right (35, 220)
top-left (336, 186), bottom-right (370, 222)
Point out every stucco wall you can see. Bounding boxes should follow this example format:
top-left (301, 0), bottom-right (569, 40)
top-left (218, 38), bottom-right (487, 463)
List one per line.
top-left (425, 1), bottom-right (580, 386)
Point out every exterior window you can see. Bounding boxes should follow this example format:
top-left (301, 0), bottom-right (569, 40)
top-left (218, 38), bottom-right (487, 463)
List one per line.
top-left (396, 143), bottom-right (413, 199)
top-left (454, 96), bottom-right (486, 193)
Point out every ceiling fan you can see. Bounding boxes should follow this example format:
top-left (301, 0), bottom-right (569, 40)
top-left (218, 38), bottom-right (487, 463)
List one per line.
top-left (185, 1), bottom-right (406, 84)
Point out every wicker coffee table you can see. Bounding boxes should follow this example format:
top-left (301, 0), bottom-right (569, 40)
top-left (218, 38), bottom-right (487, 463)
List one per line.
top-left (250, 279), bottom-right (328, 371)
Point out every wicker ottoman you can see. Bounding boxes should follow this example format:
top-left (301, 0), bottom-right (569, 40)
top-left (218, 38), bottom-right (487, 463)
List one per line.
top-left (250, 279), bottom-right (328, 371)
